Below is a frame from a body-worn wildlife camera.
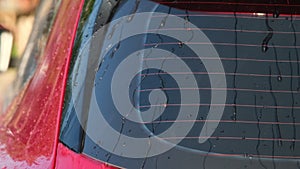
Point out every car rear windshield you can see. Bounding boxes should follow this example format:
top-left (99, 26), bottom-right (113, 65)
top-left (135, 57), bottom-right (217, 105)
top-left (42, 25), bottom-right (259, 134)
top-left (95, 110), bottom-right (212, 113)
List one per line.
top-left (60, 0), bottom-right (300, 169)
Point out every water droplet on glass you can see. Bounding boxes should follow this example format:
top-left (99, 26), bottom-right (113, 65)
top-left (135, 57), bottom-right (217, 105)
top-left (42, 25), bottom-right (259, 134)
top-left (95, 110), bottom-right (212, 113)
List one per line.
top-left (153, 43), bottom-right (159, 48)
top-left (160, 20), bottom-right (166, 28)
top-left (127, 15), bottom-right (133, 22)
top-left (231, 111), bottom-right (237, 120)
top-left (278, 140), bottom-right (283, 146)
top-left (277, 76), bottom-right (282, 81)
top-left (249, 155), bottom-right (253, 160)
top-left (184, 15), bottom-right (189, 21)
top-left (178, 41), bottom-right (183, 48)
top-left (262, 43), bottom-right (268, 52)
top-left (105, 44), bottom-right (112, 51)
top-left (273, 10), bottom-right (280, 18)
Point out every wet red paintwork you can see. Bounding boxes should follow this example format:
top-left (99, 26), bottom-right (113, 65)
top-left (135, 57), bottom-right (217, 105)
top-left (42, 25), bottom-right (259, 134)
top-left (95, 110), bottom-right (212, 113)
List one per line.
top-left (55, 143), bottom-right (117, 169)
top-left (0, 0), bottom-right (84, 168)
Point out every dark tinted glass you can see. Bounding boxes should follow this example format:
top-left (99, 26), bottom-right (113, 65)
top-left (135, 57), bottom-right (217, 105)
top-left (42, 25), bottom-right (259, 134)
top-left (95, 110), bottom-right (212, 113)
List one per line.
top-left (61, 0), bottom-right (300, 168)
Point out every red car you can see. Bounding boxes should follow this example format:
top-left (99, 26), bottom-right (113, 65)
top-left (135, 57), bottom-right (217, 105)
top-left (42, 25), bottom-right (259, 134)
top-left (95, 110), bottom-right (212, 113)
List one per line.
top-left (1, 0), bottom-right (300, 168)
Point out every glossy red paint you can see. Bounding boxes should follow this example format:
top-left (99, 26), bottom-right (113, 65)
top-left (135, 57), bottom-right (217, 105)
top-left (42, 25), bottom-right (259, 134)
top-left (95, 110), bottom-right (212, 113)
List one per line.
top-left (0, 0), bottom-right (84, 168)
top-left (55, 143), bottom-right (117, 169)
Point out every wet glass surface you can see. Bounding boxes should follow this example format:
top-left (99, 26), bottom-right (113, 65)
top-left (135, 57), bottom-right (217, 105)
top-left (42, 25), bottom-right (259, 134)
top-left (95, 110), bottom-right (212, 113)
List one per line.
top-left (61, 0), bottom-right (300, 168)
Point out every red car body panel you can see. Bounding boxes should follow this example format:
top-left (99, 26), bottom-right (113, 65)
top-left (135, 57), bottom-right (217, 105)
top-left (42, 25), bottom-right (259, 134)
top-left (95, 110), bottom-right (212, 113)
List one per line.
top-left (0, 0), bottom-right (97, 168)
top-left (55, 143), bottom-right (116, 169)
top-left (1, 0), bottom-right (300, 169)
